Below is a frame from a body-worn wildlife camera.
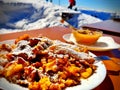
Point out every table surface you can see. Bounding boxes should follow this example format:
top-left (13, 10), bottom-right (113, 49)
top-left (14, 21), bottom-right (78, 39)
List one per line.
top-left (82, 20), bottom-right (120, 36)
top-left (0, 26), bottom-right (120, 90)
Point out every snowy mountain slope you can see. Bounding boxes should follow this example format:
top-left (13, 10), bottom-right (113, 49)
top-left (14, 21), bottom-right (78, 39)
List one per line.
top-left (0, 0), bottom-right (102, 34)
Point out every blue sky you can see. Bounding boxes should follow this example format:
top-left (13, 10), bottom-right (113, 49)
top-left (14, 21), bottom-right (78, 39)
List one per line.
top-left (52, 0), bottom-right (120, 13)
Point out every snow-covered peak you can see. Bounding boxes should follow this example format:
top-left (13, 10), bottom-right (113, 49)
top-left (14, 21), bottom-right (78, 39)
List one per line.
top-left (0, 0), bottom-right (102, 34)
top-left (2, 0), bottom-right (43, 4)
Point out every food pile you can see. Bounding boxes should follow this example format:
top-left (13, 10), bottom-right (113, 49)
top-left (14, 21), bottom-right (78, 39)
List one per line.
top-left (0, 34), bottom-right (97, 90)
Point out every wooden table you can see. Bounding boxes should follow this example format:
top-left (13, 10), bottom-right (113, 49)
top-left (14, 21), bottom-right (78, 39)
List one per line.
top-left (0, 26), bottom-right (120, 90)
top-left (82, 20), bottom-right (120, 36)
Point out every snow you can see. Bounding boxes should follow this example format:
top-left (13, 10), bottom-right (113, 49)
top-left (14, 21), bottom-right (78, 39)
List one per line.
top-left (0, 0), bottom-right (102, 34)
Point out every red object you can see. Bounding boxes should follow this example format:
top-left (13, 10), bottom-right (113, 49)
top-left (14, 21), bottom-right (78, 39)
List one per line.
top-left (69, 0), bottom-right (75, 6)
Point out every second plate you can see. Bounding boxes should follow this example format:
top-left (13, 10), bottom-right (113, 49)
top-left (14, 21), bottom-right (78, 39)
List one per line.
top-left (63, 33), bottom-right (120, 51)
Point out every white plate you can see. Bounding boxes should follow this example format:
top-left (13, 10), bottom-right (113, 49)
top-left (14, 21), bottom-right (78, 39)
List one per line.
top-left (0, 39), bottom-right (106, 90)
top-left (63, 33), bottom-right (120, 51)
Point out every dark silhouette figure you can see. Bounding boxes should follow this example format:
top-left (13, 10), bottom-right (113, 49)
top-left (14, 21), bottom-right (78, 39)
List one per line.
top-left (68, 0), bottom-right (76, 9)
